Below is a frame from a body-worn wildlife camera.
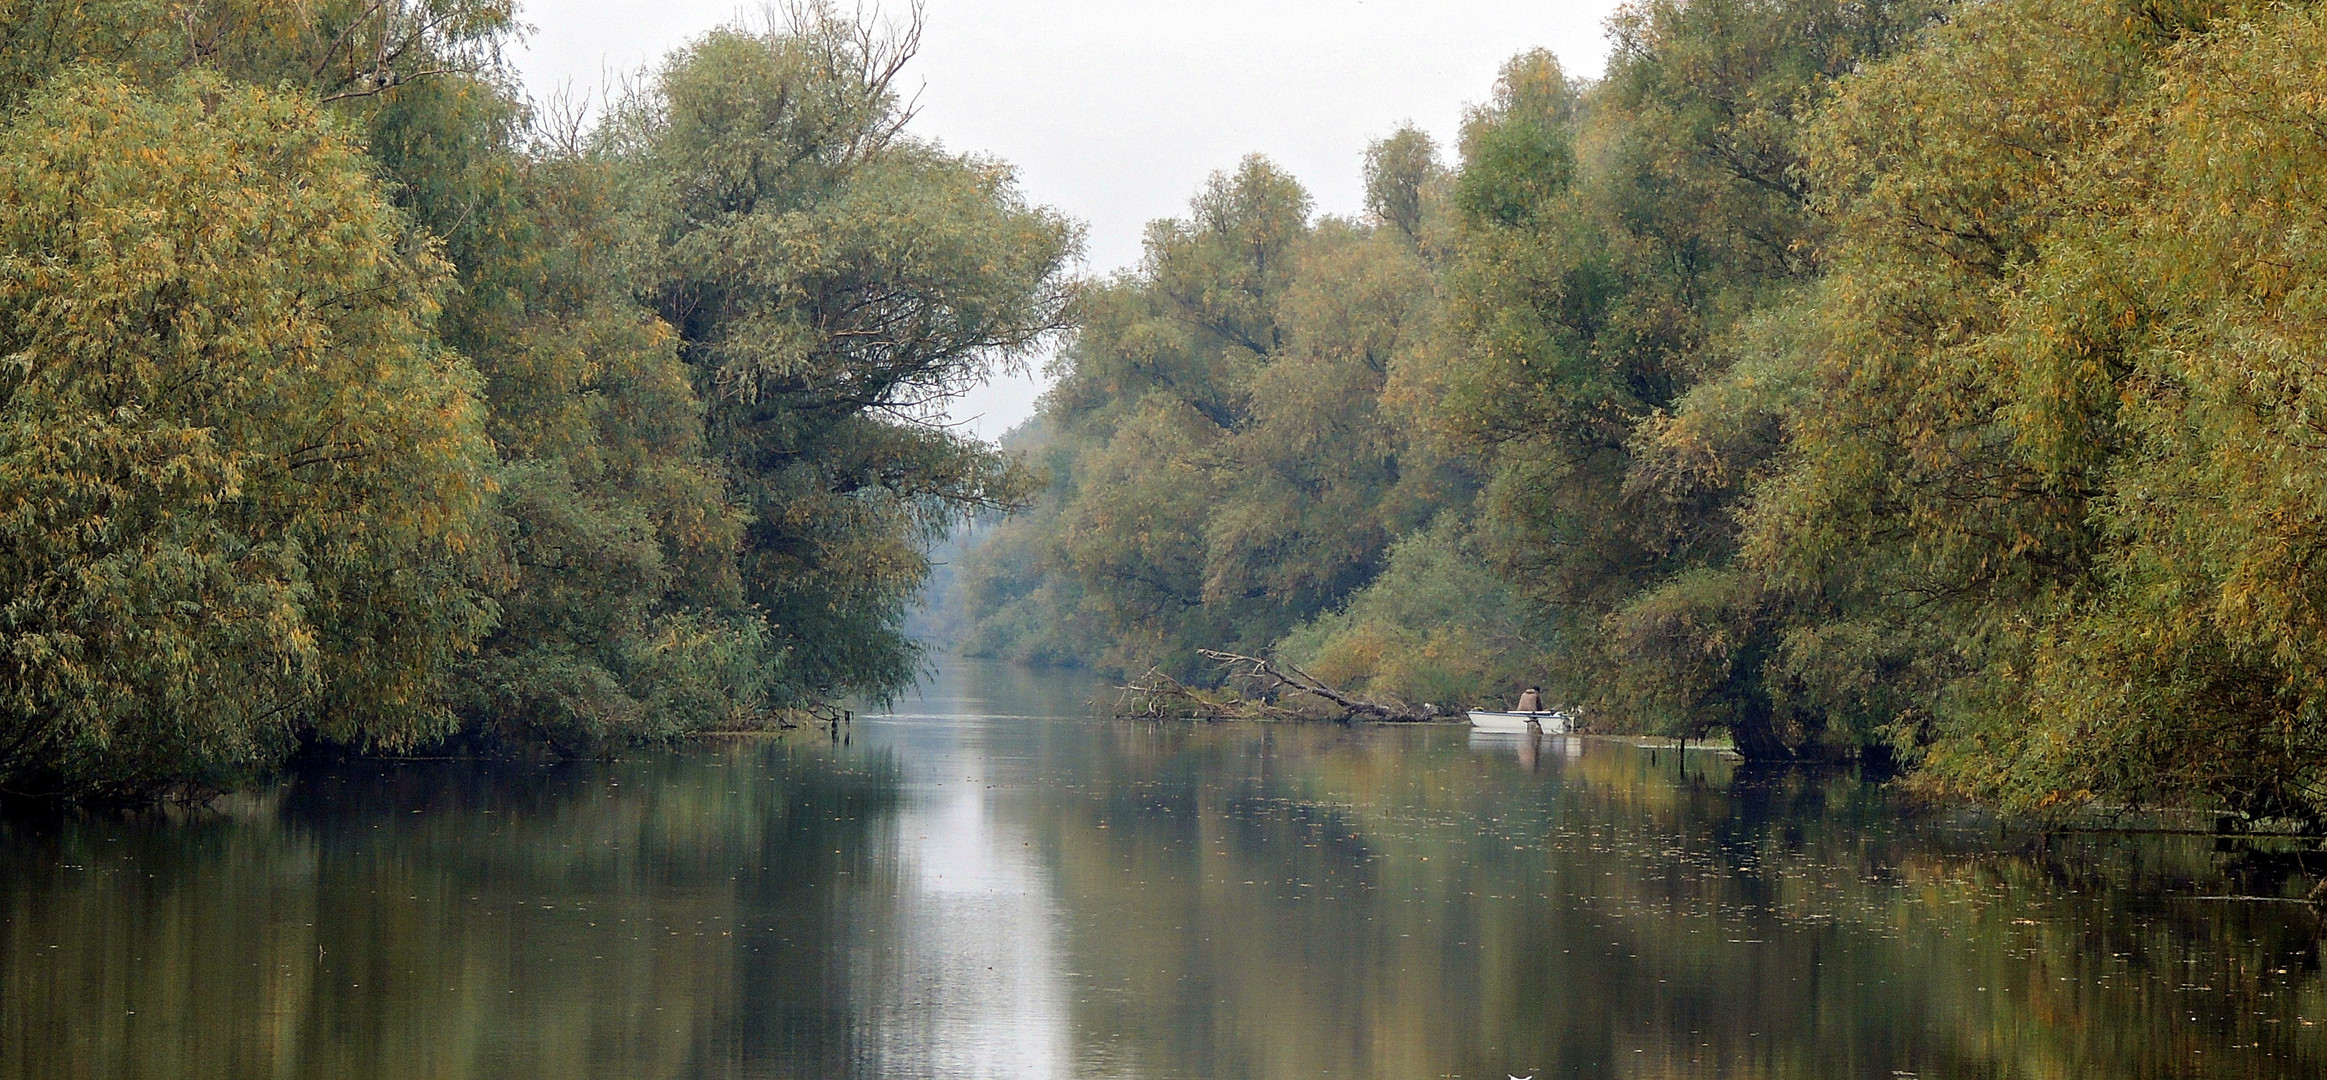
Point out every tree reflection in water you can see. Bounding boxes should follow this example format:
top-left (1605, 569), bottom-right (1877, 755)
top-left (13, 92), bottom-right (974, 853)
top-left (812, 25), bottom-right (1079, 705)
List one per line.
top-left (3, 657), bottom-right (2322, 1079)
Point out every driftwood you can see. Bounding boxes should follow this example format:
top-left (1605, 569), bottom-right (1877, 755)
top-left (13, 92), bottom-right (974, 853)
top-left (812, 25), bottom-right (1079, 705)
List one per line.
top-left (1109, 650), bottom-right (1439, 723)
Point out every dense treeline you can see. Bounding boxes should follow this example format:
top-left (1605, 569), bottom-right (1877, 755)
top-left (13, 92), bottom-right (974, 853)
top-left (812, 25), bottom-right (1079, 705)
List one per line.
top-left (0, 0), bottom-right (1074, 801)
top-left (946, 0), bottom-right (2327, 827)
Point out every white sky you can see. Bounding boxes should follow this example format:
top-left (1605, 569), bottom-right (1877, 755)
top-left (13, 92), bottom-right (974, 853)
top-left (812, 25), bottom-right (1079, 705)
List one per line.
top-left (510, 0), bottom-right (1628, 438)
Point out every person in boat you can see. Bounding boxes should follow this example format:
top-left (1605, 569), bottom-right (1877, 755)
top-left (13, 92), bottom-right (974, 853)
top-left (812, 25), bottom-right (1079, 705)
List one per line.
top-left (1515, 686), bottom-right (1542, 713)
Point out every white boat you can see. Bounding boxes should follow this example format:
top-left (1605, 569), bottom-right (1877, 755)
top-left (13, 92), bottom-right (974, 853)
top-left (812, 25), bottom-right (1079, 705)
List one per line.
top-left (1467, 710), bottom-right (1571, 734)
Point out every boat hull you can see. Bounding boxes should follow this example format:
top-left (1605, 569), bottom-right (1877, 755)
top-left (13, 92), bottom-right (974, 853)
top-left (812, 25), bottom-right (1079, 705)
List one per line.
top-left (1468, 710), bottom-right (1570, 734)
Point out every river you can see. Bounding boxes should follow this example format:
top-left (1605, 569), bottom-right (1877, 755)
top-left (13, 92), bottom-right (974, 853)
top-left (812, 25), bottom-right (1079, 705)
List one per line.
top-left (3, 657), bottom-right (2323, 1078)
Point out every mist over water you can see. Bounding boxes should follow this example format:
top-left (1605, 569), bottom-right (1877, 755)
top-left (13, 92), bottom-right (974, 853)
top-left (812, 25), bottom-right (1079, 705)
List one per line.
top-left (4, 657), bottom-right (2323, 1079)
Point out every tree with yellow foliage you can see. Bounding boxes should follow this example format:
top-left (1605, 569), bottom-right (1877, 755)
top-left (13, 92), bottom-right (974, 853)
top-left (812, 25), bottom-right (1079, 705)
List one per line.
top-left (0, 72), bottom-right (493, 799)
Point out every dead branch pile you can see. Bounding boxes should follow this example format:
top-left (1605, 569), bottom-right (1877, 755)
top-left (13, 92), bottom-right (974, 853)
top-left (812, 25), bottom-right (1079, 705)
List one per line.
top-left (1107, 650), bottom-right (1441, 723)
top-left (1109, 667), bottom-right (1301, 721)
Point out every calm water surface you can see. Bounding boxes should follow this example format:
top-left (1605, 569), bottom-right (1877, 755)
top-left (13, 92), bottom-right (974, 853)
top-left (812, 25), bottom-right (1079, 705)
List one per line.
top-left (4, 658), bottom-right (2325, 1079)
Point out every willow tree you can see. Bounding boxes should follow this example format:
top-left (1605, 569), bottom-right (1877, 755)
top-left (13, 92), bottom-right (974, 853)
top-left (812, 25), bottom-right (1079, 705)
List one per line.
top-left (1041, 158), bottom-right (1318, 669)
top-left (2020, 1), bottom-right (2327, 823)
top-left (447, 135), bottom-right (754, 752)
top-left (0, 0), bottom-right (519, 131)
top-left (1427, 3), bottom-right (1944, 753)
top-left (0, 73), bottom-right (493, 799)
top-left (614, 10), bottom-right (1080, 703)
top-left (1786, 0), bottom-right (2327, 823)
top-left (944, 144), bottom-right (1470, 682)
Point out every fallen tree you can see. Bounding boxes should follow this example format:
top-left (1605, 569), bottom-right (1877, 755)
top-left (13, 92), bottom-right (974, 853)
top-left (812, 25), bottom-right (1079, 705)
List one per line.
top-left (1109, 650), bottom-right (1443, 722)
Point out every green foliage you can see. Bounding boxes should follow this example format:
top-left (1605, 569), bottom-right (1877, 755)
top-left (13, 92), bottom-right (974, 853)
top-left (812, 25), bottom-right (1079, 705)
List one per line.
top-left (945, 2), bottom-right (1946, 725)
top-left (0, 72), bottom-right (493, 798)
top-left (946, 154), bottom-right (1477, 682)
top-left (18, 0), bottom-right (2327, 827)
top-left (1362, 127), bottom-right (1440, 243)
top-left (1416, 1), bottom-right (1944, 740)
top-left (1669, 0), bottom-right (2327, 821)
top-left (958, 0), bottom-right (2327, 825)
top-left (1451, 50), bottom-right (1577, 231)
top-left (615, 15), bottom-right (1079, 702)
top-left (1278, 520), bottom-right (1550, 709)
top-left (0, 0), bottom-right (518, 113)
top-left (0, 3), bottom-right (1080, 799)
top-left (1853, 0), bottom-right (2327, 822)
top-left (434, 106), bottom-right (753, 753)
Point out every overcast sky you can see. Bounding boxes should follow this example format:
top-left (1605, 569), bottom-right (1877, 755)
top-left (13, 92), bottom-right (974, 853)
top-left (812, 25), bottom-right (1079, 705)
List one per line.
top-left (510, 0), bottom-right (1628, 438)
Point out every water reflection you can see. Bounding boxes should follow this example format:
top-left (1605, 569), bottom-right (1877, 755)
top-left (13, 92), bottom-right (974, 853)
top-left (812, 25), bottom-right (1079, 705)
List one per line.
top-left (1468, 729), bottom-right (1585, 771)
top-left (871, 680), bottom-right (1072, 1078)
top-left (1, 657), bottom-right (2323, 1079)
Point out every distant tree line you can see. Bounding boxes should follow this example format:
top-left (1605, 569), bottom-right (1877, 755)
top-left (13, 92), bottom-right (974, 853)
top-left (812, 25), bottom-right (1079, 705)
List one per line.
top-left (0, 0), bottom-right (1076, 801)
top-left (944, 0), bottom-right (2327, 828)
